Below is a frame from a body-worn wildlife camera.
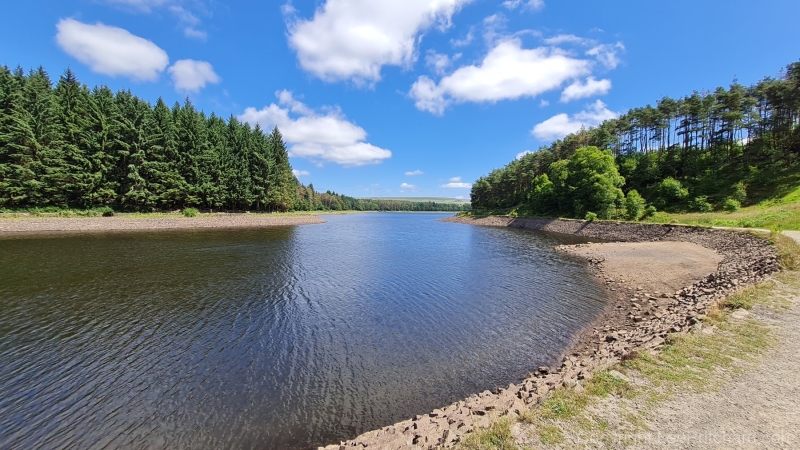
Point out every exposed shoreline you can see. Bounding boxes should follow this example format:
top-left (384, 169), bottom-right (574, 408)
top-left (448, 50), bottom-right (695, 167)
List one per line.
top-left (0, 213), bottom-right (327, 234)
top-left (320, 215), bottom-right (779, 449)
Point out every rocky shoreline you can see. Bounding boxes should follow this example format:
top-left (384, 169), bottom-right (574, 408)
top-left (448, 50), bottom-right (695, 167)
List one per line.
top-left (0, 213), bottom-right (326, 233)
top-left (320, 216), bottom-right (779, 449)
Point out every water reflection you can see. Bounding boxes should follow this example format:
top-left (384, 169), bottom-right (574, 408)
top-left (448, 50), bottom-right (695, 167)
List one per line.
top-left (0, 213), bottom-right (608, 449)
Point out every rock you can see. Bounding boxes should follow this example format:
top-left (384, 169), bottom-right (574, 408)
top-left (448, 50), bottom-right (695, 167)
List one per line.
top-left (537, 366), bottom-right (550, 374)
top-left (607, 370), bottom-right (630, 382)
top-left (731, 309), bottom-right (750, 320)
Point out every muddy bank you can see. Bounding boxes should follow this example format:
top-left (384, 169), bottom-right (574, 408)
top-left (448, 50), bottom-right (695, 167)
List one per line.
top-left (320, 216), bottom-right (778, 449)
top-left (0, 213), bottom-right (326, 234)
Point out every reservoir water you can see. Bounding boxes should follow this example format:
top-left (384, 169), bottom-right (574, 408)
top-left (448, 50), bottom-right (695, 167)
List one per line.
top-left (0, 213), bottom-right (609, 449)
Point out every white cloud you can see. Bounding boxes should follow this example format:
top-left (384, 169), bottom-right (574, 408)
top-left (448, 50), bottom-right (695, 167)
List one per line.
top-left (410, 38), bottom-right (592, 115)
top-left (516, 150), bottom-right (532, 160)
top-left (293, 169), bottom-right (311, 177)
top-left (286, 0), bottom-right (473, 84)
top-left (502, 0), bottom-right (544, 11)
top-left (450, 29), bottom-right (474, 47)
top-left (540, 99), bottom-right (550, 107)
top-left (560, 77), bottom-right (611, 102)
top-left (103, 1), bottom-right (208, 39)
top-left (400, 182), bottom-right (418, 191)
top-left (102, 0), bottom-right (170, 12)
top-left (543, 34), bottom-right (593, 46)
top-left (239, 90), bottom-right (391, 167)
top-left (426, 51), bottom-right (460, 76)
top-left (168, 59), bottom-right (221, 92)
top-left (441, 176), bottom-right (472, 188)
top-left (531, 100), bottom-right (618, 141)
top-left (169, 5), bottom-right (207, 40)
top-left (55, 18), bottom-right (169, 82)
top-left (587, 43), bottom-right (625, 69)
top-left (405, 170), bottom-right (424, 176)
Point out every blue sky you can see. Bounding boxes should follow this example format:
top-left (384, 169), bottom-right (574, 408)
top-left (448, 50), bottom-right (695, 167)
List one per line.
top-left (1, 0), bottom-right (798, 199)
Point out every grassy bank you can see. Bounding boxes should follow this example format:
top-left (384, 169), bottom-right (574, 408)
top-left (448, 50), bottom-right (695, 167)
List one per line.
top-left (643, 186), bottom-right (800, 231)
top-left (458, 232), bottom-right (800, 449)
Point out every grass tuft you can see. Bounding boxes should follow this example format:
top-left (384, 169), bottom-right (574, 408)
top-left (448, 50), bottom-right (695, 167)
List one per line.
top-left (182, 207), bottom-right (200, 218)
top-left (458, 419), bottom-right (518, 450)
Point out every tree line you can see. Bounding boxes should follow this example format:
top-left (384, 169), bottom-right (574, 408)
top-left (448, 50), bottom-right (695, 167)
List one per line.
top-left (471, 60), bottom-right (800, 219)
top-left (298, 188), bottom-right (470, 212)
top-left (0, 66), bottom-right (470, 213)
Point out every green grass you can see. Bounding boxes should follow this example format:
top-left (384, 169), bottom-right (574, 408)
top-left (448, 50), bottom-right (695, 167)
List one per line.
top-left (458, 419), bottom-right (519, 450)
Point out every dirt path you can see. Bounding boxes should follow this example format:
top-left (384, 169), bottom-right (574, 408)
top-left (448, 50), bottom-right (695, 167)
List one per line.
top-left (629, 280), bottom-right (800, 449)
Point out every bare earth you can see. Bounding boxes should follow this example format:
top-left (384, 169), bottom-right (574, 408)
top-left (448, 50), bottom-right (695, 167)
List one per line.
top-left (563, 241), bottom-right (724, 294)
top-left (0, 214), bottom-right (326, 233)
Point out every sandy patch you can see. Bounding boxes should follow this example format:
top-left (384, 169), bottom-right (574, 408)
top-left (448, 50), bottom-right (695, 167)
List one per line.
top-left (562, 241), bottom-right (724, 295)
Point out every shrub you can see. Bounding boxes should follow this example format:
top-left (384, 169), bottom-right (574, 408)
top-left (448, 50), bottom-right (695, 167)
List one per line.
top-left (731, 182), bottom-right (747, 204)
top-left (655, 177), bottom-right (689, 208)
top-left (642, 205), bottom-right (657, 219)
top-left (100, 207), bottom-right (115, 217)
top-left (688, 196), bottom-right (713, 212)
top-left (624, 189), bottom-right (646, 220)
top-left (585, 212), bottom-right (598, 221)
top-left (183, 207), bottom-right (199, 217)
top-left (723, 198), bottom-right (741, 212)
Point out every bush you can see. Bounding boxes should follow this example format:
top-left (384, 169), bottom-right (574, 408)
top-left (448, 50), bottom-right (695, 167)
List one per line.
top-left (642, 205), bottom-right (657, 219)
top-left (731, 182), bottom-right (747, 204)
top-left (688, 196), bottom-right (713, 212)
top-left (585, 212), bottom-right (598, 221)
top-left (100, 207), bottom-right (115, 217)
top-left (183, 207), bottom-right (199, 217)
top-left (655, 177), bottom-right (689, 208)
top-left (624, 190), bottom-right (646, 220)
top-left (723, 198), bottom-right (741, 212)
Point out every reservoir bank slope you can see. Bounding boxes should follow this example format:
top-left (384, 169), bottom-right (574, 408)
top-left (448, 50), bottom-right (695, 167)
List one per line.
top-left (0, 213), bottom-right (326, 233)
top-left (320, 216), bottom-right (779, 449)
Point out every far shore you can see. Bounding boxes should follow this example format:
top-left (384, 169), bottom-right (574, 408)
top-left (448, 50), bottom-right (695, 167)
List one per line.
top-left (0, 212), bottom-right (330, 233)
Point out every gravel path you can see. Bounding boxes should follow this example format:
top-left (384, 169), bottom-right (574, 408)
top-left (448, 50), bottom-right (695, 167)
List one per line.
top-left (630, 280), bottom-right (800, 449)
top-left (0, 214), bottom-right (326, 233)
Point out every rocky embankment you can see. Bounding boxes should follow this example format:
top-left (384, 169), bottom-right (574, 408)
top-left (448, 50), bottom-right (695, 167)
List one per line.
top-left (320, 216), bottom-right (779, 450)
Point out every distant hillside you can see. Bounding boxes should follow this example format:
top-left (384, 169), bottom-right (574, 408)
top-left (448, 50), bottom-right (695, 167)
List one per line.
top-left (359, 197), bottom-right (471, 204)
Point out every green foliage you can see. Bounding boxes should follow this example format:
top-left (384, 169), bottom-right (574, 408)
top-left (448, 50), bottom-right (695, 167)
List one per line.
top-left (643, 205), bottom-right (658, 219)
top-left (548, 146), bottom-right (625, 219)
top-left (470, 60), bottom-right (800, 218)
top-left (0, 65), bottom-right (472, 214)
top-left (723, 198), bottom-right (741, 212)
top-left (527, 173), bottom-right (555, 214)
top-left (688, 195), bottom-right (713, 212)
top-left (585, 212), bottom-right (598, 221)
top-left (183, 207), bottom-right (199, 217)
top-left (731, 182), bottom-right (748, 204)
top-left (100, 206), bottom-right (114, 217)
top-left (624, 189), bottom-right (646, 220)
top-left (654, 177), bottom-right (689, 209)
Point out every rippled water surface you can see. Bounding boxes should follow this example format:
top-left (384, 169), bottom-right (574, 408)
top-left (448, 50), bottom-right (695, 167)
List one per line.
top-left (0, 213), bottom-right (609, 449)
